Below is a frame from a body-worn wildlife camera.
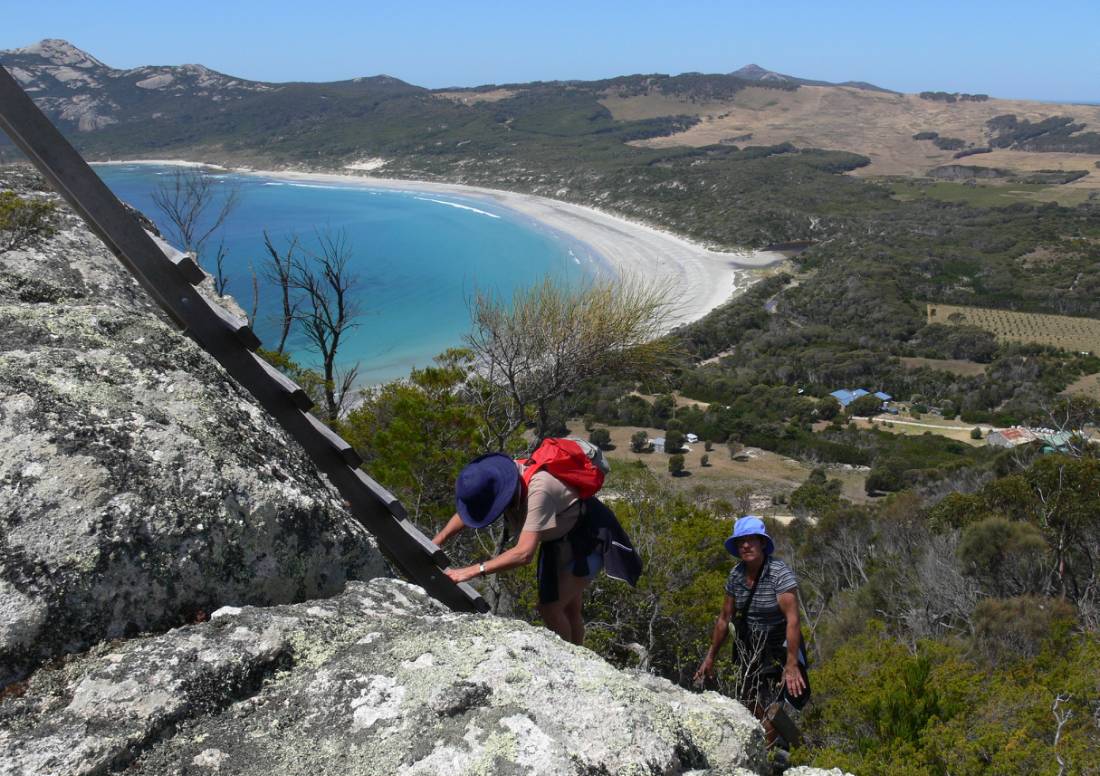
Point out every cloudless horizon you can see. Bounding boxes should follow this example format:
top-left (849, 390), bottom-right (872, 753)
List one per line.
top-left (2, 1), bottom-right (1099, 103)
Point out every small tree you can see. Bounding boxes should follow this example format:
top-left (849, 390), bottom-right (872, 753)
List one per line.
top-left (291, 228), bottom-right (362, 422)
top-left (589, 427), bottom-right (612, 450)
top-left (817, 396), bottom-right (841, 420)
top-left (665, 429), bottom-right (684, 453)
top-left (150, 166), bottom-right (240, 294)
top-left (704, 439), bottom-right (713, 452)
top-left (970, 427), bottom-right (983, 440)
top-left (728, 440), bottom-right (743, 460)
top-left (0, 191), bottom-right (57, 252)
top-left (700, 453), bottom-right (710, 467)
top-left (669, 454), bottom-right (685, 476)
top-left (465, 275), bottom-right (671, 447)
top-left (630, 430), bottom-right (650, 453)
top-left (261, 231), bottom-right (301, 354)
top-left (848, 393), bottom-right (884, 418)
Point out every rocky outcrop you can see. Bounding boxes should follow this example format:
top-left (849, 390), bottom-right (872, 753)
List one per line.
top-left (0, 168), bottom-right (388, 683)
top-left (0, 579), bottom-right (769, 776)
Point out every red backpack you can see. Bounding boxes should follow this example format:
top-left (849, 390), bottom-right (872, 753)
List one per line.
top-left (517, 437), bottom-right (609, 499)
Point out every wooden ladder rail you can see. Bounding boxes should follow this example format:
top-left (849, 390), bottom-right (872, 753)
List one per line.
top-left (0, 65), bottom-right (487, 614)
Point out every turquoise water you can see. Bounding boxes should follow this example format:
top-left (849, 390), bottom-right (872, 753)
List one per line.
top-left (93, 165), bottom-right (600, 384)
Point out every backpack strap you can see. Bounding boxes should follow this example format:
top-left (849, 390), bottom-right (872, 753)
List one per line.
top-left (733, 558), bottom-right (768, 653)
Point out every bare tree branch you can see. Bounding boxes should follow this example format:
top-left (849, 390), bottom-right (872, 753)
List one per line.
top-left (150, 167), bottom-right (240, 281)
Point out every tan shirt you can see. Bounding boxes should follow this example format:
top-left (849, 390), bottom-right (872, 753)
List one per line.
top-left (504, 463), bottom-right (581, 540)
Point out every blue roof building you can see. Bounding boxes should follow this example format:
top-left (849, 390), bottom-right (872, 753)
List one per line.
top-left (830, 388), bottom-right (886, 408)
top-left (829, 389), bottom-right (856, 407)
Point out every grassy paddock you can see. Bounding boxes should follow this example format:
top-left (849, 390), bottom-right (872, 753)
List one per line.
top-left (928, 303), bottom-right (1100, 354)
top-left (898, 356), bottom-right (988, 376)
top-left (1062, 371), bottom-right (1100, 400)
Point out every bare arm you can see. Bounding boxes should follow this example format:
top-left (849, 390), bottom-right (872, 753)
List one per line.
top-left (693, 594), bottom-right (736, 685)
top-left (432, 513), bottom-right (466, 547)
top-left (777, 589), bottom-right (806, 698)
top-left (444, 529), bottom-right (541, 584)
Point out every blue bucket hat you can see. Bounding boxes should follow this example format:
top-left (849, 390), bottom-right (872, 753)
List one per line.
top-left (724, 515), bottom-right (775, 558)
top-left (455, 453), bottom-right (519, 528)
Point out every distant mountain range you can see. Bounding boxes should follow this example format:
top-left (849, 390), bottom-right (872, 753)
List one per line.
top-left (0, 40), bottom-right (890, 144)
top-left (2, 39), bottom-right (1098, 192)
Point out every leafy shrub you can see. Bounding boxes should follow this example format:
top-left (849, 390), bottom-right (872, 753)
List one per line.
top-left (588, 427), bottom-right (612, 449)
top-left (958, 517), bottom-right (1049, 596)
top-left (0, 191), bottom-right (58, 252)
top-left (970, 595), bottom-right (1076, 663)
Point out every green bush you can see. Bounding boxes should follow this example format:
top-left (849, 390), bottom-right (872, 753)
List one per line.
top-left (0, 191), bottom-right (58, 252)
top-left (588, 427), bottom-right (612, 449)
top-left (970, 595), bottom-right (1076, 663)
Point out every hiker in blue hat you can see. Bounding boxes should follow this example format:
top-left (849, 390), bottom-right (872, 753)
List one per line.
top-left (432, 447), bottom-right (620, 645)
top-left (693, 515), bottom-right (809, 749)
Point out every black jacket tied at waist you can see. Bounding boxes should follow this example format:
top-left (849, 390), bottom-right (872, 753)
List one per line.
top-left (536, 496), bottom-right (643, 604)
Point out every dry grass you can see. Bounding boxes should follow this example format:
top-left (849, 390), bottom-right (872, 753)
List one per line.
top-left (898, 356), bottom-right (988, 376)
top-left (928, 304), bottom-right (1100, 354)
top-left (605, 85), bottom-right (1100, 180)
top-left (855, 416), bottom-right (986, 445)
top-left (1063, 372), bottom-right (1100, 401)
top-left (572, 420), bottom-right (870, 506)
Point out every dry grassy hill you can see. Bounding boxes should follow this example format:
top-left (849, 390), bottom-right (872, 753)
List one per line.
top-left (606, 85), bottom-right (1100, 187)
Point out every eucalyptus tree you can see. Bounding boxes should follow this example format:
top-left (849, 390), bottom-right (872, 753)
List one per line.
top-left (465, 275), bottom-right (672, 448)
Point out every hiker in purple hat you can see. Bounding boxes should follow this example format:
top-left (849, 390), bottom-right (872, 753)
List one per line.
top-left (432, 449), bottom-right (607, 645)
top-left (693, 515), bottom-right (809, 750)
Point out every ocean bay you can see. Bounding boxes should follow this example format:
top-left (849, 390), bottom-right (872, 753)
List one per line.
top-left (94, 164), bottom-right (600, 384)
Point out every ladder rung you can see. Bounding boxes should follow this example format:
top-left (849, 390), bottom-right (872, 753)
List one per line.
top-left (304, 411), bottom-right (363, 468)
top-left (249, 351), bottom-right (314, 411)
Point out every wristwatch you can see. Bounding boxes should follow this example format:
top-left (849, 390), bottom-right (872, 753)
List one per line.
top-left (479, 562), bottom-right (487, 577)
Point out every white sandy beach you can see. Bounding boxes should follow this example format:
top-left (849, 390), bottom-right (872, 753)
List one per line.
top-left (100, 160), bottom-right (786, 327)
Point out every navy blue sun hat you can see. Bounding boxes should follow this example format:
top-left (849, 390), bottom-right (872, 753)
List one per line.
top-left (455, 453), bottom-right (520, 528)
top-left (724, 515), bottom-right (775, 557)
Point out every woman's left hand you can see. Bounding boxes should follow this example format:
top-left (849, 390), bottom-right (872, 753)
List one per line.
top-left (784, 661), bottom-right (806, 697)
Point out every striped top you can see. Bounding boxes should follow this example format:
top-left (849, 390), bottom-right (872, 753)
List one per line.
top-left (725, 558), bottom-right (799, 648)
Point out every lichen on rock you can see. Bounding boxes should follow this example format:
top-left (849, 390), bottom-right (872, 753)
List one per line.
top-left (0, 579), bottom-right (770, 775)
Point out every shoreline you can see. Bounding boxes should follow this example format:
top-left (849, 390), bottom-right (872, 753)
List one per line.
top-left (97, 159), bottom-right (787, 328)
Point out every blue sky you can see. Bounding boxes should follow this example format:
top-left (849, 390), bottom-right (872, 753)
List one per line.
top-left (2, 0), bottom-right (1098, 102)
